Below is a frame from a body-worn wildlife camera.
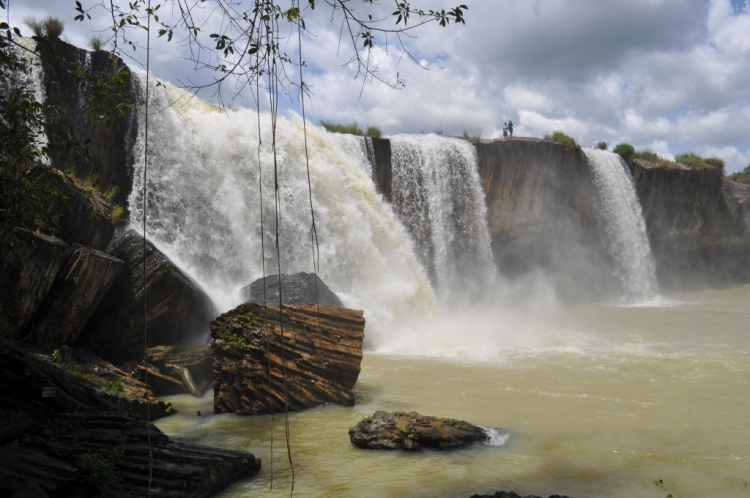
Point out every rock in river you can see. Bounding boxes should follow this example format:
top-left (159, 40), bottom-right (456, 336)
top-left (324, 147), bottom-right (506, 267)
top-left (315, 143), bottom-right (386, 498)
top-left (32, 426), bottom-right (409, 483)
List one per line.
top-left (349, 411), bottom-right (502, 451)
top-left (212, 302), bottom-right (365, 415)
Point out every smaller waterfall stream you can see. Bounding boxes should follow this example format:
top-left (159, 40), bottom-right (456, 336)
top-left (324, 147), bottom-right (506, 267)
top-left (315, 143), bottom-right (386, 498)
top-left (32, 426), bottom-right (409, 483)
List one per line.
top-left (389, 135), bottom-right (496, 303)
top-left (584, 149), bottom-right (658, 301)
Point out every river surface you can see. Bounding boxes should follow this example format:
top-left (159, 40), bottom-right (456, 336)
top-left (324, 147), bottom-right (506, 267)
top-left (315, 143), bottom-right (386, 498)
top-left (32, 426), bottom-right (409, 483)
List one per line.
top-left (156, 284), bottom-right (750, 498)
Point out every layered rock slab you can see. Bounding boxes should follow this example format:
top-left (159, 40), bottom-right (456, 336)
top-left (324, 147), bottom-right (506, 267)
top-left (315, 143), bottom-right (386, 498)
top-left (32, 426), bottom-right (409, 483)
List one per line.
top-left (349, 411), bottom-right (493, 451)
top-left (212, 303), bottom-right (365, 415)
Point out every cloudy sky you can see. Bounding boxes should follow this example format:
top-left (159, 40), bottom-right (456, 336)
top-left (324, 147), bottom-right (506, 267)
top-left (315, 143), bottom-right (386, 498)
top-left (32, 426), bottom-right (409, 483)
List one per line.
top-left (8, 0), bottom-right (750, 172)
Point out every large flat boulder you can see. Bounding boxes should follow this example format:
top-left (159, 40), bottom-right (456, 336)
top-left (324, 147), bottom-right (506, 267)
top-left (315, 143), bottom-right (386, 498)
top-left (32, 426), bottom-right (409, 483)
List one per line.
top-left (240, 272), bottom-right (344, 308)
top-left (0, 231), bottom-right (71, 340)
top-left (78, 229), bottom-right (216, 363)
top-left (349, 411), bottom-right (497, 451)
top-left (212, 303), bottom-right (365, 415)
top-left (31, 244), bottom-right (123, 346)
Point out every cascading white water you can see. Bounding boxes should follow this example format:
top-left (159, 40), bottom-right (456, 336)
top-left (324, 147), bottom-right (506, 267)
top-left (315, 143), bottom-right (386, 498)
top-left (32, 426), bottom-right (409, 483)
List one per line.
top-left (389, 135), bottom-right (496, 302)
top-left (127, 70), bottom-right (436, 341)
top-left (16, 37), bottom-right (49, 158)
top-left (584, 148), bottom-right (658, 301)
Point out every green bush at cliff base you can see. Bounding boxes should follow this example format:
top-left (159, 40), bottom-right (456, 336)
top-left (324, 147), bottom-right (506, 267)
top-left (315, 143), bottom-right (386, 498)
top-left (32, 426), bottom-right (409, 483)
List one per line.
top-left (543, 131), bottom-right (580, 150)
top-left (675, 152), bottom-right (725, 174)
top-left (319, 119), bottom-right (382, 138)
top-left (728, 165), bottom-right (750, 184)
top-left (613, 143), bottom-right (635, 159)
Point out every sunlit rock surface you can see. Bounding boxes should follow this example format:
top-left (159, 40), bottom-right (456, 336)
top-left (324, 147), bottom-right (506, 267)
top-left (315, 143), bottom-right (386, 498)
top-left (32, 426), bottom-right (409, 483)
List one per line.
top-left (212, 302), bottom-right (364, 415)
top-left (349, 411), bottom-right (491, 451)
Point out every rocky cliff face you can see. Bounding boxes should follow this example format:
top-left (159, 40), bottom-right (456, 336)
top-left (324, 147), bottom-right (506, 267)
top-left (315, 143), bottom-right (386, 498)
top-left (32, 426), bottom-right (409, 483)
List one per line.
top-left (38, 38), bottom-right (138, 206)
top-left (629, 161), bottom-right (750, 290)
top-left (475, 138), bottom-right (617, 300)
top-left (370, 136), bottom-right (750, 298)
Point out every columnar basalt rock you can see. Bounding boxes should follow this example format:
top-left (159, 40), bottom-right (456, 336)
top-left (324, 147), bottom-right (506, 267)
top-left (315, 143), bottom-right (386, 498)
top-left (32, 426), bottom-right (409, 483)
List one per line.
top-left (212, 303), bottom-right (365, 415)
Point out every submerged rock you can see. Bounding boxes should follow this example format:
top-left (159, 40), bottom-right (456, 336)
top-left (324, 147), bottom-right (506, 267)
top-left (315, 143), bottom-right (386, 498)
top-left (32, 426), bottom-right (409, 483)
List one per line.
top-left (349, 411), bottom-right (496, 451)
top-left (240, 272), bottom-right (345, 308)
top-left (212, 302), bottom-right (365, 415)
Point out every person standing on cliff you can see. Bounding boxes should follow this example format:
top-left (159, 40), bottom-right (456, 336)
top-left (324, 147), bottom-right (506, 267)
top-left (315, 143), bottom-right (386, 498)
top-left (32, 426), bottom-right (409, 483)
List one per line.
top-left (503, 122), bottom-right (508, 138)
top-left (508, 120), bottom-right (514, 137)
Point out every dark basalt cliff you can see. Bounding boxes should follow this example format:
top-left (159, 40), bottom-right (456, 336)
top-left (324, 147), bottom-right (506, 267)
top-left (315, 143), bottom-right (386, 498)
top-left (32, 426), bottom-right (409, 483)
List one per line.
top-left (37, 37), bottom-right (138, 206)
top-left (629, 160), bottom-right (750, 290)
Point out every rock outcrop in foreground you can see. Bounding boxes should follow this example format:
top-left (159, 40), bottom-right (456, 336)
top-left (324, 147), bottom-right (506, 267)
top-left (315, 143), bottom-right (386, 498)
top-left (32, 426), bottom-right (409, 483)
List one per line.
top-left (1, 411), bottom-right (261, 498)
top-left (349, 411), bottom-right (493, 451)
top-left (212, 303), bottom-right (365, 415)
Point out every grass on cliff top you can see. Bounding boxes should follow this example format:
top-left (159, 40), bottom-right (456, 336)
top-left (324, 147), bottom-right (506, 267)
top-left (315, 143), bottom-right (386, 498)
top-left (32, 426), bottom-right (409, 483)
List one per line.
top-left (544, 131), bottom-right (580, 150)
top-left (319, 119), bottom-right (382, 138)
top-left (632, 148), bottom-right (681, 169)
top-left (675, 152), bottom-right (725, 174)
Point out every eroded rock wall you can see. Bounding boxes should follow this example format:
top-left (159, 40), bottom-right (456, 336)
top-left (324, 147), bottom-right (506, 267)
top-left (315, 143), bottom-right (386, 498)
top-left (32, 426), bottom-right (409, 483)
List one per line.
top-left (629, 161), bottom-right (750, 289)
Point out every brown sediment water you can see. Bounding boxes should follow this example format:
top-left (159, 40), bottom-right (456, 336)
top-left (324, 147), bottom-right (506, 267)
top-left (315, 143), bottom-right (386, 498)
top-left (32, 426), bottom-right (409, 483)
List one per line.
top-left (157, 284), bottom-right (750, 498)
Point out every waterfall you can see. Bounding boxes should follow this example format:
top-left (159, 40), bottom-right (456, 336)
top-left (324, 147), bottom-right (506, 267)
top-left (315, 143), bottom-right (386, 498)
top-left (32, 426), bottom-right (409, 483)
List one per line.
top-left (16, 37), bottom-right (49, 159)
top-left (389, 135), bottom-right (496, 302)
top-left (584, 149), bottom-right (658, 301)
top-left (127, 70), bottom-right (436, 340)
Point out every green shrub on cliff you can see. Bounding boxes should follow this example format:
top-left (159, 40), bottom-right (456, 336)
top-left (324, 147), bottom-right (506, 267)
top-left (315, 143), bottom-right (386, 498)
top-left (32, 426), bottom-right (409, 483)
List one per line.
top-left (319, 119), bottom-right (382, 138)
top-left (544, 131), bottom-right (580, 150)
top-left (613, 143), bottom-right (635, 159)
top-left (596, 141), bottom-right (608, 150)
top-left (675, 152), bottom-right (725, 174)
